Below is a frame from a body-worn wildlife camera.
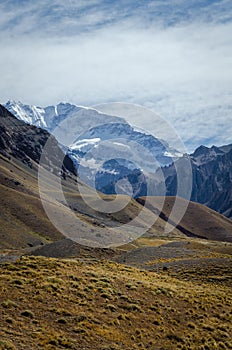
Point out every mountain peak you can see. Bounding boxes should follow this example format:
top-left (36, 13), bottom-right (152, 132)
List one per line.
top-left (190, 143), bottom-right (229, 166)
top-left (191, 145), bottom-right (209, 157)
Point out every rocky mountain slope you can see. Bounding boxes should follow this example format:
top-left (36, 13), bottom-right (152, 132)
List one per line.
top-left (5, 101), bottom-right (179, 165)
top-left (0, 104), bottom-right (75, 175)
top-left (4, 100), bottom-right (182, 197)
top-left (191, 144), bottom-right (232, 218)
top-left (165, 144), bottom-right (232, 219)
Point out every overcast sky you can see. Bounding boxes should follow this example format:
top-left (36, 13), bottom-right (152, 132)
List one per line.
top-left (0, 0), bottom-right (232, 151)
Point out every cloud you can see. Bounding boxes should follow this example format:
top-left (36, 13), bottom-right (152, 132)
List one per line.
top-left (0, 0), bottom-right (232, 151)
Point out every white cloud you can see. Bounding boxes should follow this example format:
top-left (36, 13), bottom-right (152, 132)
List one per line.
top-left (0, 1), bottom-right (232, 151)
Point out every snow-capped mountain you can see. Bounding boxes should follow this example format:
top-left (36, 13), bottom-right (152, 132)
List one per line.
top-left (5, 100), bottom-right (182, 197)
top-left (68, 121), bottom-right (181, 172)
top-left (4, 100), bottom-right (125, 136)
top-left (5, 100), bottom-right (180, 164)
top-left (2, 101), bottom-right (232, 216)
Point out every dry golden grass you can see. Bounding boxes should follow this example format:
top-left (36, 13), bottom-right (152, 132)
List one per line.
top-left (1, 256), bottom-right (232, 350)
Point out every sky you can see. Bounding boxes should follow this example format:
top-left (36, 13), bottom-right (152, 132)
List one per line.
top-left (0, 0), bottom-right (232, 151)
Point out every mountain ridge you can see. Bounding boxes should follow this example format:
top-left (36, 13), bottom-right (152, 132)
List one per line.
top-left (3, 100), bottom-right (232, 219)
top-left (164, 143), bottom-right (232, 219)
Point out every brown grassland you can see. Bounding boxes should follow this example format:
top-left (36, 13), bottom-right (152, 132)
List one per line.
top-left (0, 254), bottom-right (232, 350)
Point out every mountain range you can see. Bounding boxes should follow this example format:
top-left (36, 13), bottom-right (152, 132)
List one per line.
top-left (1, 103), bottom-right (232, 350)
top-left (4, 100), bottom-right (232, 219)
top-left (0, 104), bottom-right (232, 251)
top-left (4, 100), bottom-right (182, 196)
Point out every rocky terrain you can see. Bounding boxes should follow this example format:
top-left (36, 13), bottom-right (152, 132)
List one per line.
top-left (0, 105), bottom-right (75, 175)
top-left (164, 144), bottom-right (232, 219)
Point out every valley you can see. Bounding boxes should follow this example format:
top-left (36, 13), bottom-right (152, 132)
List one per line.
top-left (0, 104), bottom-right (232, 350)
top-left (1, 0), bottom-right (232, 348)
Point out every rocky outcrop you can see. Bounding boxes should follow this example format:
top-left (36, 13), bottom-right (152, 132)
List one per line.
top-left (0, 104), bottom-right (75, 175)
top-left (164, 144), bottom-right (232, 219)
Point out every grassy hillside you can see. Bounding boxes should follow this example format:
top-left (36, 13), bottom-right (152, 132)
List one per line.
top-left (0, 155), bottom-right (64, 249)
top-left (138, 196), bottom-right (232, 242)
top-left (0, 256), bottom-right (232, 350)
top-left (0, 153), bottom-right (184, 251)
top-left (1, 153), bottom-right (232, 253)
